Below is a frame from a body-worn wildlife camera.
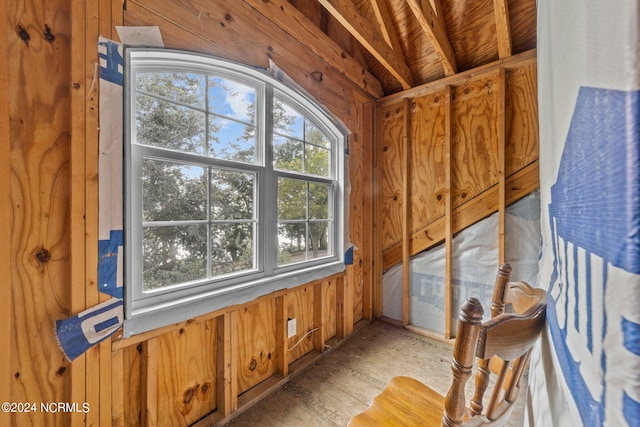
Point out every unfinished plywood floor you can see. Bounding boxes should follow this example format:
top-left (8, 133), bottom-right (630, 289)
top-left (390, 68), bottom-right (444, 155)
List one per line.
top-left (223, 320), bottom-right (526, 426)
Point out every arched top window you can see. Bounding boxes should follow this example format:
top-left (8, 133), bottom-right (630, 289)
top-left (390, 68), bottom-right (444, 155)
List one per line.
top-left (124, 49), bottom-right (345, 335)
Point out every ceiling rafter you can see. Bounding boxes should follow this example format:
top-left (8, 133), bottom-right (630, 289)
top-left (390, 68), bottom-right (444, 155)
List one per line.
top-left (493, 0), bottom-right (512, 58)
top-left (406, 0), bottom-right (457, 76)
top-left (244, 0), bottom-right (384, 97)
top-left (369, 0), bottom-right (404, 55)
top-left (317, 0), bottom-right (415, 90)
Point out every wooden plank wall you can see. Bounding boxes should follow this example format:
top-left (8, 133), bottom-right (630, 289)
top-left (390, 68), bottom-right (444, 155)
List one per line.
top-left (3, 1), bottom-right (74, 426)
top-left (376, 51), bottom-right (539, 335)
top-left (2, 0), bottom-right (374, 426)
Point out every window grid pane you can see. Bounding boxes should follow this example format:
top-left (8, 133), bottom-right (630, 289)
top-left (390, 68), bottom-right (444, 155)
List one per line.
top-left (210, 169), bottom-right (256, 220)
top-left (136, 94), bottom-right (207, 154)
top-left (136, 72), bottom-right (206, 108)
top-left (273, 96), bottom-right (333, 178)
top-left (143, 224), bottom-right (208, 290)
top-left (143, 159), bottom-right (208, 222)
top-left (277, 177), bottom-right (333, 266)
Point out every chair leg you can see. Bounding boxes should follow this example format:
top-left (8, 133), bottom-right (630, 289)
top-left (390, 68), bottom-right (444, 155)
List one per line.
top-left (443, 298), bottom-right (484, 426)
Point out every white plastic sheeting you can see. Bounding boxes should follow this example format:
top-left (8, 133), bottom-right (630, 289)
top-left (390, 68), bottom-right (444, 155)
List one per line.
top-left (530, 1), bottom-right (640, 425)
top-left (383, 191), bottom-right (541, 335)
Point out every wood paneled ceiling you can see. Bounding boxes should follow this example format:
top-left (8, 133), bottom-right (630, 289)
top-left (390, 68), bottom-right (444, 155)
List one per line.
top-left (291, 0), bottom-right (537, 96)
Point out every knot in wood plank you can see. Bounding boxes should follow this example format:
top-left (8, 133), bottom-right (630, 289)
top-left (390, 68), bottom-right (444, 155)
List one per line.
top-left (35, 247), bottom-right (51, 265)
top-left (17, 25), bottom-right (31, 44)
top-left (43, 25), bottom-right (55, 42)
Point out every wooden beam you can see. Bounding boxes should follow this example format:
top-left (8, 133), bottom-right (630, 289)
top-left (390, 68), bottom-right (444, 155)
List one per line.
top-left (362, 102), bottom-right (375, 320)
top-left (382, 160), bottom-right (540, 269)
top-left (0, 1), bottom-right (11, 424)
top-left (379, 49), bottom-right (536, 106)
top-left (276, 294), bottom-right (289, 377)
top-left (216, 312), bottom-right (237, 416)
top-left (111, 349), bottom-right (125, 426)
top-left (94, 3), bottom-right (123, 425)
top-left (493, 0), bottom-right (512, 58)
top-left (406, 0), bottom-right (457, 76)
top-left (86, 0), bottom-right (119, 425)
top-left (370, 0), bottom-right (404, 55)
top-left (69, 0), bottom-right (89, 423)
top-left (317, 0), bottom-right (415, 90)
top-left (373, 106), bottom-right (384, 318)
top-left (70, 2), bottom-right (113, 426)
top-left (444, 85), bottom-right (453, 338)
top-left (244, 0), bottom-right (383, 98)
top-left (336, 275), bottom-right (353, 338)
top-left (497, 68), bottom-right (506, 264)
top-left (313, 282), bottom-right (326, 352)
top-left (401, 98), bottom-right (411, 326)
top-left (99, 340), bottom-right (113, 426)
top-left (141, 338), bottom-right (158, 427)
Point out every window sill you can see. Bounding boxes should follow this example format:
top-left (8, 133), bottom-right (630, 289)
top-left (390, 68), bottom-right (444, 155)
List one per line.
top-left (123, 260), bottom-right (345, 337)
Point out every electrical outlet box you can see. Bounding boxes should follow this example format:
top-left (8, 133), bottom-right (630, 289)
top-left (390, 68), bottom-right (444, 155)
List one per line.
top-left (287, 318), bottom-right (296, 339)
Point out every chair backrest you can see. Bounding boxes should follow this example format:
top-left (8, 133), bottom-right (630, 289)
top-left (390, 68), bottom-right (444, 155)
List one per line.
top-left (442, 264), bottom-right (547, 427)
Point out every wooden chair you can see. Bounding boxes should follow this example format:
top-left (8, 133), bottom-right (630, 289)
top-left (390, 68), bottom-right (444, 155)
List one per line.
top-left (348, 264), bottom-right (547, 427)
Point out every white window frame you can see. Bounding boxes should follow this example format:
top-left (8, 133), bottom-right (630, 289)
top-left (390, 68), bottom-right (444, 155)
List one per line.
top-left (123, 49), bottom-right (345, 336)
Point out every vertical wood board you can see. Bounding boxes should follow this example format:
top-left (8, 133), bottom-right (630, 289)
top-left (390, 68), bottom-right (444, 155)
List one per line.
top-left (336, 275), bottom-right (353, 338)
top-left (69, 0), bottom-right (90, 423)
top-left (450, 73), bottom-right (501, 208)
top-left (409, 90), bottom-right (448, 232)
top-left (0, 1), bottom-right (12, 424)
top-left (286, 286), bottom-right (315, 362)
top-left (142, 338), bottom-right (158, 426)
top-left (379, 102), bottom-right (406, 250)
top-left (111, 349), bottom-right (125, 426)
top-left (121, 345), bottom-right (143, 426)
top-left (8, 1), bottom-right (73, 426)
top-left (236, 299), bottom-right (277, 394)
top-left (505, 64), bottom-right (538, 176)
top-left (156, 319), bottom-right (217, 426)
top-left (216, 312), bottom-right (237, 417)
top-left (323, 277), bottom-right (337, 340)
top-left (372, 105), bottom-right (384, 318)
top-left (313, 282), bottom-right (326, 352)
top-left (276, 294), bottom-right (289, 378)
top-left (401, 98), bottom-right (411, 326)
top-left (345, 91), bottom-right (372, 321)
top-left (497, 68), bottom-right (507, 264)
top-left (444, 85), bottom-right (453, 338)
top-left (360, 100), bottom-right (376, 321)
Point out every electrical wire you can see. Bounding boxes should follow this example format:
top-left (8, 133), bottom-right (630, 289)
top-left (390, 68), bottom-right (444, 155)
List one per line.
top-left (287, 327), bottom-right (319, 352)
